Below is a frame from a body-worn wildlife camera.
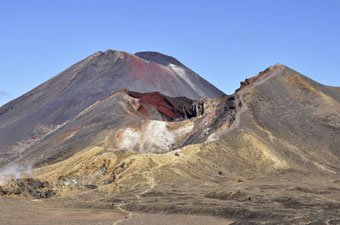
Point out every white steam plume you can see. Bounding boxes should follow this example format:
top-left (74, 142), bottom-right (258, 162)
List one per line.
top-left (0, 164), bottom-right (33, 185)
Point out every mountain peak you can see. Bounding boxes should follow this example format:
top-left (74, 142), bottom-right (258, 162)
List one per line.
top-left (268, 63), bottom-right (287, 71)
top-left (0, 49), bottom-right (225, 155)
top-left (97, 49), bottom-right (127, 58)
top-left (102, 49), bottom-right (125, 55)
top-left (235, 64), bottom-right (288, 92)
top-left (135, 51), bottom-right (184, 67)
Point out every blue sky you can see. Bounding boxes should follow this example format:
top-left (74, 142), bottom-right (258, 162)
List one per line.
top-left (0, 0), bottom-right (339, 106)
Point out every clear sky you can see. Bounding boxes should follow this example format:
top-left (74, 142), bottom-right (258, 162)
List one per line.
top-left (1, 0), bottom-right (339, 106)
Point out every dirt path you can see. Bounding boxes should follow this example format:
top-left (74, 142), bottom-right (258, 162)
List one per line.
top-left (117, 213), bottom-right (233, 225)
top-left (113, 170), bottom-right (157, 225)
top-left (225, 65), bottom-right (285, 133)
top-left (112, 203), bottom-right (133, 225)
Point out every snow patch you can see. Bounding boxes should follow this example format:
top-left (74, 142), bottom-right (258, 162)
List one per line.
top-left (168, 64), bottom-right (196, 91)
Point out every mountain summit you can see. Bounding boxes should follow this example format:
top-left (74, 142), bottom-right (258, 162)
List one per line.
top-left (135, 51), bottom-right (185, 66)
top-left (0, 50), bottom-right (224, 158)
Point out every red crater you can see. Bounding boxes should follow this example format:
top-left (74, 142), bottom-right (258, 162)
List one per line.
top-left (127, 91), bottom-right (194, 121)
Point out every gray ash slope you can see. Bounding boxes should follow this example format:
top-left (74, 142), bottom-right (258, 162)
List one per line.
top-left (0, 50), bottom-right (224, 159)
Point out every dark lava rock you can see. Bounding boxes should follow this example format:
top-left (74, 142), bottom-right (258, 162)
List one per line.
top-left (0, 178), bottom-right (55, 199)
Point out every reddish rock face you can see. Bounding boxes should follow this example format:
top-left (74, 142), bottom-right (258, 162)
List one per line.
top-left (127, 91), bottom-right (194, 121)
top-left (127, 53), bottom-right (149, 79)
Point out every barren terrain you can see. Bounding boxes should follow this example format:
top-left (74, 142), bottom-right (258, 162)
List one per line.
top-left (0, 52), bottom-right (339, 224)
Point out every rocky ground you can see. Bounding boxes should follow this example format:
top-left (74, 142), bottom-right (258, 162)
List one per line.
top-left (103, 173), bottom-right (340, 224)
top-left (1, 171), bottom-right (339, 224)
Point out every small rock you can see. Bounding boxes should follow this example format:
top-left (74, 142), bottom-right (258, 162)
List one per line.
top-left (84, 184), bottom-right (98, 189)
